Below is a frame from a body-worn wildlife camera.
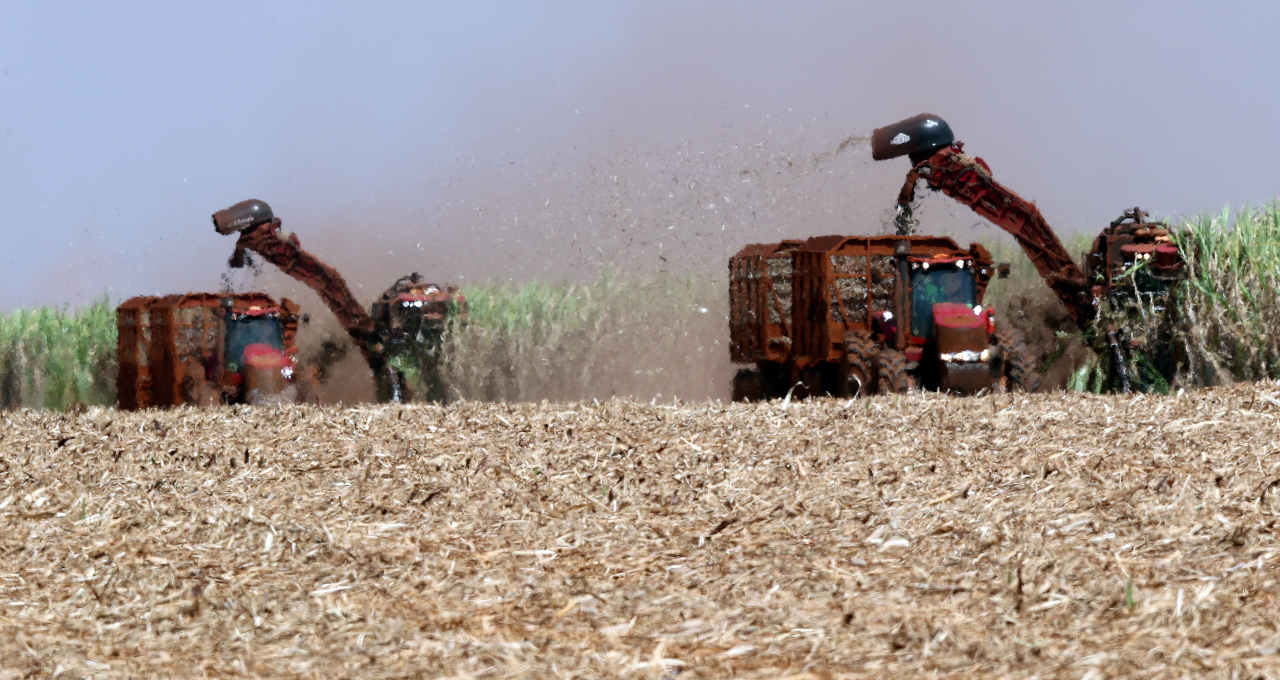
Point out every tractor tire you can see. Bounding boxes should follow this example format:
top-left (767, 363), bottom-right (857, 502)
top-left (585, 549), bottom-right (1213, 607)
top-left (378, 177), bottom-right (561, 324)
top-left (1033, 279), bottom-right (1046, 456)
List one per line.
top-left (757, 361), bottom-right (790, 400)
top-left (380, 367), bottom-right (414, 403)
top-left (842, 332), bottom-right (876, 397)
top-left (997, 328), bottom-right (1041, 392)
top-left (732, 368), bottom-right (763, 402)
top-left (876, 349), bottom-right (914, 394)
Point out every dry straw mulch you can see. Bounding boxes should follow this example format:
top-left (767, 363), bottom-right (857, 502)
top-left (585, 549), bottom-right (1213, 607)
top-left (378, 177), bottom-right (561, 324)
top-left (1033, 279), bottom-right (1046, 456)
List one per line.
top-left (2, 384), bottom-right (1280, 678)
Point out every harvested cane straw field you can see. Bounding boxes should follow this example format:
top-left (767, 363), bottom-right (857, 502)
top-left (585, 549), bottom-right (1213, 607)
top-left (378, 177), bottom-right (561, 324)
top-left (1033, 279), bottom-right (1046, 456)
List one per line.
top-left (4, 384), bottom-right (1280, 677)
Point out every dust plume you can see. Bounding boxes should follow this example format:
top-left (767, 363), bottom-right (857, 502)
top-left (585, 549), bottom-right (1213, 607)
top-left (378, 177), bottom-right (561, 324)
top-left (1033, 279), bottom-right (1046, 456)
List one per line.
top-left (210, 130), bottom-right (951, 403)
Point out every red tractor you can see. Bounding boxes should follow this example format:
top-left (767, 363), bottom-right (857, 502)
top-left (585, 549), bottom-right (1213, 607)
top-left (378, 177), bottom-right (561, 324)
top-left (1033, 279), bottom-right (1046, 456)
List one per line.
top-left (729, 234), bottom-right (1035, 400)
top-left (116, 292), bottom-right (310, 409)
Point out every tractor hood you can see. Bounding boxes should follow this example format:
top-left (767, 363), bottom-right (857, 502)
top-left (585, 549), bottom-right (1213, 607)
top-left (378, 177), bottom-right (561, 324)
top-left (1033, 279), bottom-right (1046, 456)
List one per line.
top-left (933, 302), bottom-right (988, 355)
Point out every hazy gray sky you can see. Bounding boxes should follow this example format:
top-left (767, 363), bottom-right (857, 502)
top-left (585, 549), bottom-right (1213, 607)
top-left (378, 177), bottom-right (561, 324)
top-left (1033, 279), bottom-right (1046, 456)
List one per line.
top-left (3, 1), bottom-right (1278, 311)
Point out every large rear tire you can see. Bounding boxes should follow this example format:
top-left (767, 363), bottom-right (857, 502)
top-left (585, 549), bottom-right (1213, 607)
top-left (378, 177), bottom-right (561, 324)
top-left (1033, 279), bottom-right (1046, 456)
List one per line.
top-left (758, 361), bottom-right (790, 400)
top-left (180, 359), bottom-right (222, 406)
top-left (732, 368), bottom-right (763, 402)
top-left (842, 332), bottom-right (876, 397)
top-left (876, 349), bottom-right (914, 393)
top-left (997, 328), bottom-right (1041, 392)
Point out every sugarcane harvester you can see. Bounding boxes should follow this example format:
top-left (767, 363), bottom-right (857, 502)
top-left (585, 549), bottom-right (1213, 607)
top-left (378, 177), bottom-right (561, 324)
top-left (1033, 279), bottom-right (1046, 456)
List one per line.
top-left (212, 199), bottom-right (462, 402)
top-left (871, 114), bottom-right (1185, 391)
top-left (370, 273), bottom-right (467, 403)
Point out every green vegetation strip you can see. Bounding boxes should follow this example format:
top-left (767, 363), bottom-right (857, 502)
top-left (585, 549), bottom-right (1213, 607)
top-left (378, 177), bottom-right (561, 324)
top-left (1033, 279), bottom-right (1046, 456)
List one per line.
top-left (0, 296), bottom-right (116, 409)
top-left (1172, 203), bottom-right (1280, 384)
top-left (440, 273), bottom-right (726, 403)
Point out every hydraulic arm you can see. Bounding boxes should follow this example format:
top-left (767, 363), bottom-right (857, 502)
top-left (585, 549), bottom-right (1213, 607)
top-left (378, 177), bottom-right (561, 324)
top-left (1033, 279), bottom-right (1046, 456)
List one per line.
top-left (212, 199), bottom-right (390, 388)
top-left (895, 146), bottom-right (1094, 325)
top-left (872, 114), bottom-right (1094, 326)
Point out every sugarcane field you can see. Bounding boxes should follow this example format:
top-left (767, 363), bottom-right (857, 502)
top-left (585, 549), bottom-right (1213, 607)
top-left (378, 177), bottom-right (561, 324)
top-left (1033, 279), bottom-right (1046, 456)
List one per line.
top-left (4, 385), bottom-right (1280, 677)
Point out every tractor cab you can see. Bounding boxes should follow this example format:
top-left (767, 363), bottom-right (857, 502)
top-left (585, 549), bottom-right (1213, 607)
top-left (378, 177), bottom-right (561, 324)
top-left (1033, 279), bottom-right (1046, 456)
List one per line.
top-left (225, 307), bottom-right (286, 370)
top-left (905, 254), bottom-right (998, 392)
top-left (906, 254), bottom-right (981, 340)
top-left (223, 302), bottom-right (294, 399)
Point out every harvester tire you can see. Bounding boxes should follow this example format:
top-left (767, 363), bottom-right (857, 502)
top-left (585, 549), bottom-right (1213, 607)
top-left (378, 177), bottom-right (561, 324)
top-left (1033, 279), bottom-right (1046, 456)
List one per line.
top-left (842, 332), bottom-right (876, 396)
top-left (876, 349), bottom-right (914, 394)
top-left (732, 368), bottom-right (763, 402)
top-left (997, 328), bottom-right (1041, 392)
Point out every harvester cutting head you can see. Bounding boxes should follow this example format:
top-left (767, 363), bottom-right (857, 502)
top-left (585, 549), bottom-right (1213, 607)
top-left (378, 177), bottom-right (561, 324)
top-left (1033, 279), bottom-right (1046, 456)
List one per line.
top-left (212, 198), bottom-right (275, 234)
top-left (371, 272), bottom-right (467, 350)
top-left (871, 113), bottom-right (955, 163)
top-left (1086, 207), bottom-right (1184, 294)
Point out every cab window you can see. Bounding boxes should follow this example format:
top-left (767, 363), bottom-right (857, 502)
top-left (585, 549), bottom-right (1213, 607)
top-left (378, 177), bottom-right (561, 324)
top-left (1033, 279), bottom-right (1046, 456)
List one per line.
top-left (909, 266), bottom-right (977, 337)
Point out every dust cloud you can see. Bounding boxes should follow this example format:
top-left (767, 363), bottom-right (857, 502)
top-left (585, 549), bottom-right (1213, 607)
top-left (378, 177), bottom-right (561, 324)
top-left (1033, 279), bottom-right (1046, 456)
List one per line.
top-left (212, 129), bottom-right (984, 403)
